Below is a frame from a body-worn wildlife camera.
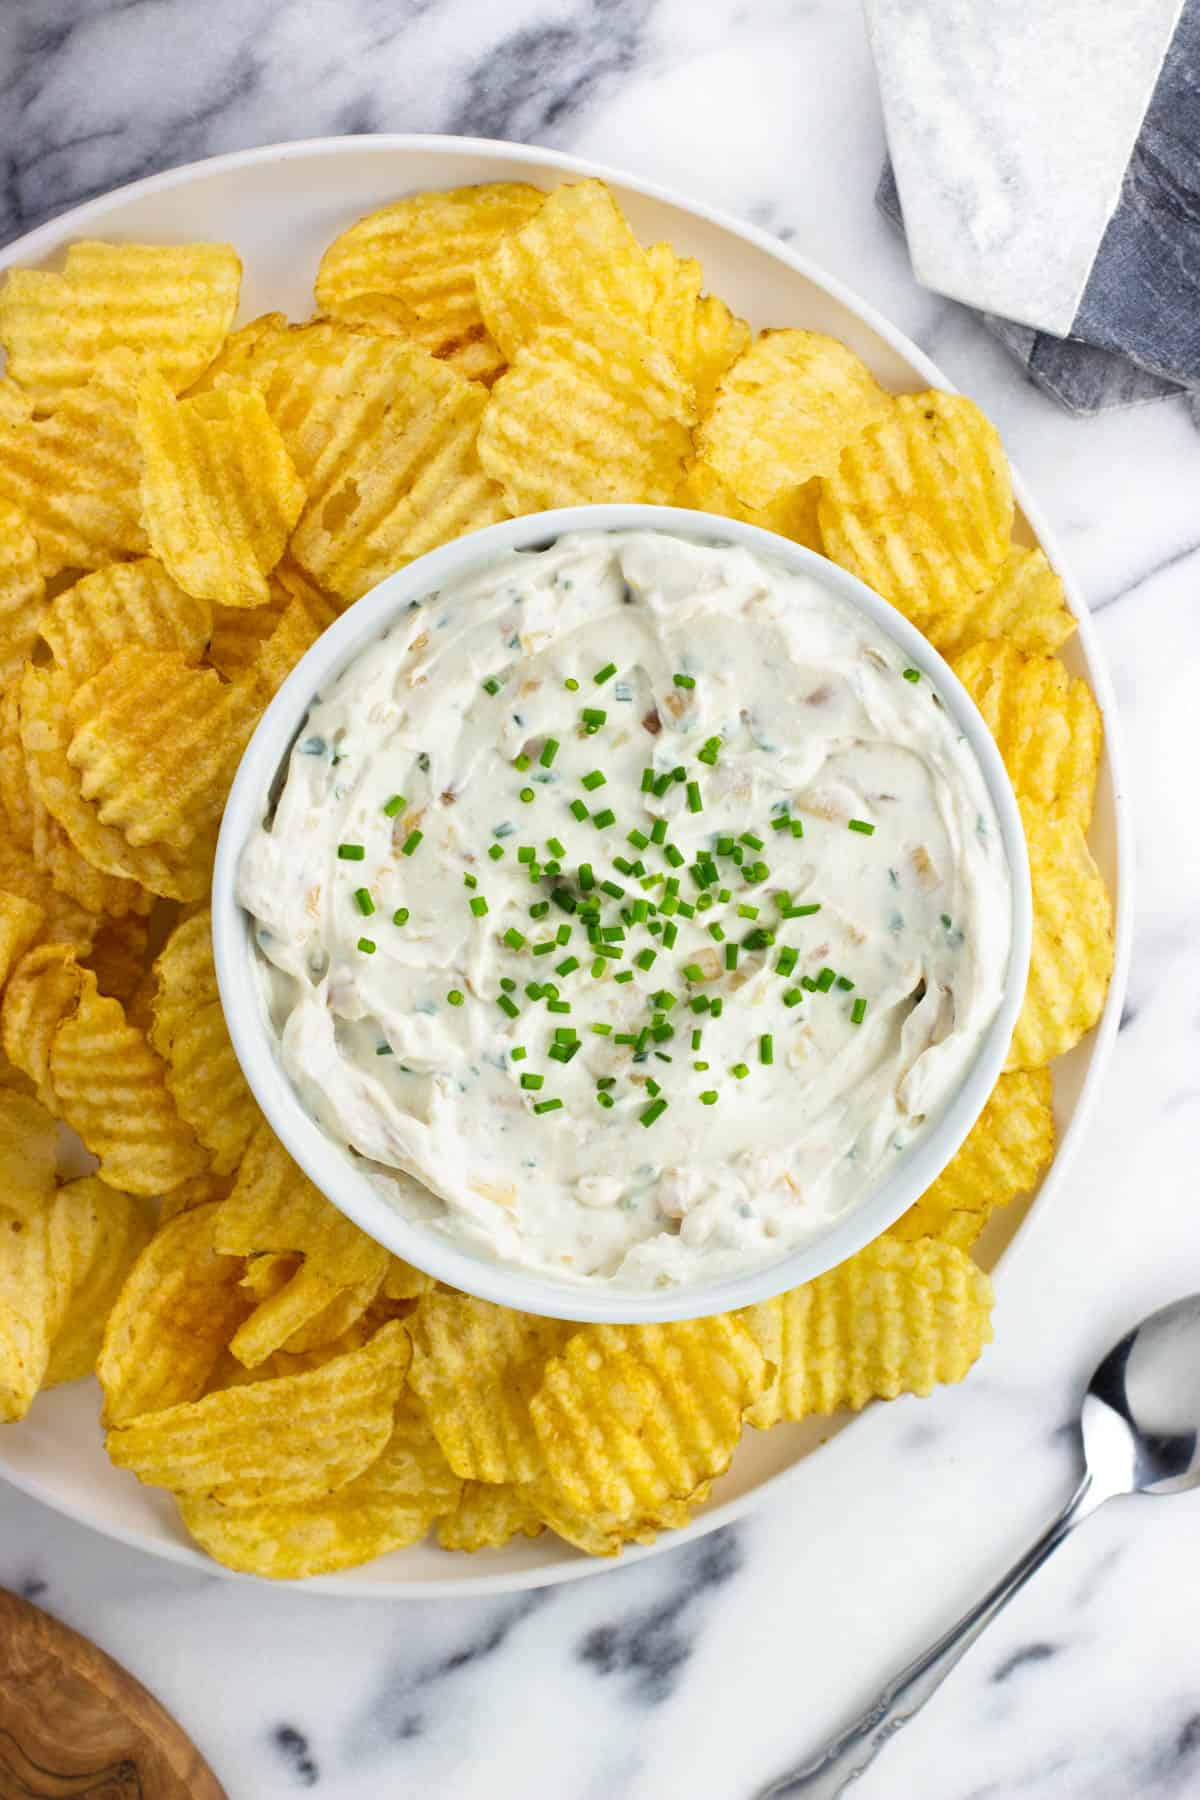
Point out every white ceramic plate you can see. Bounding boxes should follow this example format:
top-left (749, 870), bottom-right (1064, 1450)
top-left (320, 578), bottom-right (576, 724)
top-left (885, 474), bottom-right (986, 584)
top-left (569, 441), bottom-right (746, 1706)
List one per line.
top-left (0, 136), bottom-right (1132, 1596)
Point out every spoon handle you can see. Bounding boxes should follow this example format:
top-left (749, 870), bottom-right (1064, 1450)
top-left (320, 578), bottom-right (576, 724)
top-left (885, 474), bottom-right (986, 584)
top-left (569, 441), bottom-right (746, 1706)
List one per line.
top-left (758, 1473), bottom-right (1101, 1798)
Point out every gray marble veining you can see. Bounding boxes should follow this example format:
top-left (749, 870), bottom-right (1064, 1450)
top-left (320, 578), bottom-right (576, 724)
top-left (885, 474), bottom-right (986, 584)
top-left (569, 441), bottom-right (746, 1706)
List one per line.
top-left (1, 4), bottom-right (1199, 1798)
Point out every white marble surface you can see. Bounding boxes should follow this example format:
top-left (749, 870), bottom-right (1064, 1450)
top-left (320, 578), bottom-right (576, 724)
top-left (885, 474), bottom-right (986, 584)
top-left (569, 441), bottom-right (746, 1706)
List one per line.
top-left (2, 4), bottom-right (1200, 1797)
top-left (866, 0), bottom-right (1185, 334)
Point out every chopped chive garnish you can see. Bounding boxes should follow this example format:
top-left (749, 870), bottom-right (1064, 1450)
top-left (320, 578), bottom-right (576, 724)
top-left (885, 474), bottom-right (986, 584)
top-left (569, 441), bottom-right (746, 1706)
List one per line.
top-left (520, 1072), bottom-right (544, 1089)
top-left (634, 948), bottom-right (657, 970)
top-left (650, 818), bottom-right (668, 845)
top-left (540, 738), bottom-right (560, 768)
top-left (717, 887), bottom-right (732, 903)
top-left (464, 873), bottom-right (478, 890)
top-left (532, 941), bottom-right (555, 957)
top-left (848, 819), bottom-right (875, 835)
top-left (614, 970), bottom-right (634, 984)
top-left (652, 771), bottom-right (673, 797)
top-left (790, 818), bottom-right (804, 838)
top-left (836, 975), bottom-right (855, 991)
top-left (708, 923), bottom-right (725, 942)
top-left (546, 835), bottom-right (565, 857)
top-left (737, 903), bottom-right (759, 919)
top-left (613, 856), bottom-right (634, 876)
top-left (741, 832), bottom-right (764, 851)
top-left (500, 977), bottom-right (516, 992)
top-left (357, 936), bottom-right (376, 954)
top-left (600, 879), bottom-right (624, 900)
top-left (375, 1043), bottom-right (393, 1056)
top-left (700, 1090), bottom-right (718, 1105)
top-left (801, 976), bottom-right (818, 992)
top-left (592, 807), bottom-right (616, 830)
top-left (569, 798), bottom-right (589, 822)
top-left (488, 844), bottom-right (504, 861)
top-left (482, 676), bottom-right (502, 695)
top-left (511, 1045), bottom-right (526, 1060)
top-left (337, 843), bottom-right (364, 861)
top-left (759, 1034), bottom-right (774, 1065)
top-left (686, 780), bottom-right (703, 814)
top-left (627, 827), bottom-right (650, 851)
top-left (590, 957), bottom-right (606, 977)
top-left (578, 862), bottom-right (595, 890)
top-left (716, 835), bottom-right (735, 856)
top-left (354, 887), bottom-right (374, 916)
top-left (520, 787), bottom-right (535, 804)
top-left (392, 907), bottom-right (409, 927)
top-left (503, 928), bottom-right (526, 951)
top-left (529, 900), bottom-right (550, 919)
top-left (533, 1098), bottom-right (563, 1114)
top-left (517, 845), bottom-right (535, 863)
top-left (514, 753), bottom-right (531, 771)
top-left (673, 672), bottom-right (695, 689)
top-left (469, 895), bottom-right (489, 917)
top-left (851, 997), bottom-right (868, 1024)
top-left (731, 1062), bottom-right (750, 1080)
top-left (593, 662), bottom-right (617, 686)
top-left (551, 888), bottom-right (577, 914)
top-left (662, 922), bottom-right (678, 948)
top-left (556, 956), bottom-right (580, 977)
top-left (682, 963), bottom-right (708, 983)
top-left (724, 944), bottom-right (738, 971)
top-left (771, 813), bottom-right (791, 832)
top-left (816, 966), bottom-right (836, 991)
top-left (401, 830), bottom-right (423, 856)
top-left (447, 989), bottom-right (464, 1006)
top-left (546, 999), bottom-right (571, 1015)
top-left (902, 667), bottom-right (921, 683)
top-left (691, 995), bottom-right (710, 1014)
top-left (596, 1090), bottom-right (615, 1108)
top-left (665, 844), bottom-right (685, 868)
top-left (783, 902), bottom-right (821, 919)
top-left (783, 986), bottom-right (803, 1006)
top-left (776, 946), bottom-right (799, 977)
top-left (691, 1028), bottom-right (703, 1050)
top-left (564, 676), bottom-right (580, 692)
top-left (591, 1021), bottom-right (613, 1035)
top-left (497, 994), bottom-right (520, 1018)
top-left (640, 1097), bottom-right (669, 1127)
top-left (383, 794), bottom-right (406, 817)
top-left (581, 708), bottom-right (606, 731)
top-left (581, 769), bottom-right (606, 792)
top-left (697, 736), bottom-right (721, 765)
top-left (693, 1060), bottom-right (710, 1072)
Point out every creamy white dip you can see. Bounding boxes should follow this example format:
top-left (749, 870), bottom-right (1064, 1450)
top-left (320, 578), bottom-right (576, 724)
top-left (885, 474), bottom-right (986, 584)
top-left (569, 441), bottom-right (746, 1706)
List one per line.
top-left (239, 530), bottom-right (1012, 1289)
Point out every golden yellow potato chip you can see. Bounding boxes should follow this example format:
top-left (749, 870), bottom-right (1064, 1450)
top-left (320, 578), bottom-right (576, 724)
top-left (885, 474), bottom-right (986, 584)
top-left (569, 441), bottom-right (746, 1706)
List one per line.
top-left (82, 913), bottom-right (150, 1006)
top-left (743, 1237), bottom-right (993, 1428)
top-left (436, 1480), bottom-right (545, 1553)
top-left (97, 1201), bottom-right (249, 1425)
top-left (316, 290), bottom-right (507, 386)
top-left (0, 240), bottom-right (240, 410)
top-left (149, 909), bottom-right (258, 1176)
top-left (531, 1316), bottom-right (768, 1522)
top-left (0, 832), bottom-right (100, 957)
top-left (951, 639), bottom-right (1102, 829)
top-left (923, 546), bottom-right (1076, 661)
top-left (317, 181), bottom-right (543, 351)
top-left (241, 578), bottom-right (338, 704)
top-left (66, 648), bottom-right (258, 857)
top-left (890, 1069), bottom-right (1054, 1250)
top-left (39, 558), bottom-right (212, 682)
top-left (0, 1201), bottom-right (59, 1418)
top-left (1007, 801), bottom-right (1114, 1071)
top-left (478, 320), bottom-right (696, 513)
top-left (475, 179), bottom-right (654, 362)
top-left (287, 342), bottom-right (507, 603)
top-left (381, 1255), bottom-right (435, 1301)
top-left (44, 1177), bottom-right (154, 1386)
top-left (2, 673), bottom-right (152, 921)
top-left (230, 1261), bottom-right (347, 1369)
top-left (675, 458), bottom-right (823, 552)
top-left (157, 1168), bottom-right (233, 1224)
top-left (0, 888), bottom-right (45, 992)
top-left (106, 1318), bottom-right (410, 1507)
top-left (239, 1249), bottom-right (299, 1303)
top-left (644, 242), bottom-right (751, 417)
top-left (407, 1292), bottom-right (568, 1485)
top-left (818, 391), bottom-right (1013, 632)
top-left (0, 351), bottom-right (147, 576)
top-left (527, 1475), bottom-right (711, 1558)
top-left (186, 311), bottom-right (289, 395)
top-left (282, 1266), bottom-right (386, 1355)
top-left (1, 942), bottom-right (89, 1107)
top-left (20, 664), bottom-right (204, 902)
top-left (0, 1086), bottom-right (58, 1218)
top-left (177, 1388), bottom-right (461, 1577)
top-left (50, 981), bottom-right (209, 1195)
top-left (215, 1118), bottom-right (389, 1288)
top-left (137, 371), bottom-right (305, 609)
top-left (0, 496), bottom-right (46, 678)
top-left (207, 597), bottom-right (285, 681)
top-left (698, 329), bottom-right (890, 509)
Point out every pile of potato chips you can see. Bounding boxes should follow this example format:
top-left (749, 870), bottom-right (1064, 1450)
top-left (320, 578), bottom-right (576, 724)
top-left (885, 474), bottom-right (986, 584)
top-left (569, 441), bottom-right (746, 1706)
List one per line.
top-left (0, 178), bottom-right (1113, 1577)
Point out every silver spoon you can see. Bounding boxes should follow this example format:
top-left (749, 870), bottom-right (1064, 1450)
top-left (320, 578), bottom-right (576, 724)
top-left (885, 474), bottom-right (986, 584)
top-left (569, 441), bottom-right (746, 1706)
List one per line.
top-left (759, 1293), bottom-right (1200, 1798)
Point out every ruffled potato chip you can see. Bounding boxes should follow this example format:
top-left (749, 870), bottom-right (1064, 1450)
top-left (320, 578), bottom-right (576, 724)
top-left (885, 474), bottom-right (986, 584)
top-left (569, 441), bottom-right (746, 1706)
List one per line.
top-left (531, 1316), bottom-right (768, 1522)
top-left (282, 1266), bottom-right (386, 1355)
top-left (408, 1292), bottom-right (568, 1485)
top-left (0, 352), bottom-right (147, 576)
top-left (476, 179), bottom-right (654, 362)
top-left (478, 320), bottom-right (696, 513)
top-left (215, 1118), bottom-right (389, 1288)
top-left (436, 1479), bottom-right (544, 1552)
top-left (0, 888), bottom-right (45, 993)
top-left (106, 1318), bottom-right (410, 1508)
top-left (1, 942), bottom-right (90, 1108)
top-left (316, 182), bottom-right (543, 359)
top-left (1007, 802), bottom-right (1114, 1071)
top-left (527, 1475), bottom-right (712, 1558)
top-left (699, 329), bottom-right (890, 508)
top-left (0, 832), bottom-right (100, 958)
top-left (645, 242), bottom-right (751, 417)
top-left (39, 558), bottom-right (212, 682)
top-left (951, 639), bottom-right (1102, 829)
top-left (288, 343), bottom-right (506, 602)
top-left (675, 458), bottom-right (823, 552)
top-left (743, 1238), bottom-right (993, 1428)
top-left (44, 1177), bottom-right (154, 1386)
top-left (49, 981), bottom-right (209, 1195)
top-left (890, 1069), bottom-right (1054, 1250)
top-left (186, 311), bottom-right (289, 395)
top-left (157, 1168), bottom-right (233, 1224)
top-left (230, 1261), bottom-right (346, 1369)
top-left (137, 372), bottom-right (305, 609)
top-left (206, 597), bottom-right (284, 681)
top-left (0, 1200), bottom-right (62, 1418)
top-left (83, 914), bottom-right (150, 1006)
top-left (178, 1388), bottom-right (461, 1577)
top-left (0, 240), bottom-right (240, 409)
top-left (149, 909), bottom-right (257, 1175)
top-left (0, 1086), bottom-right (58, 1218)
top-left (381, 1255), bottom-right (435, 1301)
top-left (923, 545), bottom-right (1076, 660)
top-left (97, 1202), bottom-right (248, 1425)
top-left (818, 391), bottom-right (1013, 633)
top-left (240, 572), bottom-right (338, 703)
top-left (0, 495), bottom-right (46, 677)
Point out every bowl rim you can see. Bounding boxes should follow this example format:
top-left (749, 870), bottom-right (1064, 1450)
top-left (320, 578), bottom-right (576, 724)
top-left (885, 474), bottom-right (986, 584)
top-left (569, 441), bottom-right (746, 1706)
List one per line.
top-left (213, 504), bottom-right (1032, 1323)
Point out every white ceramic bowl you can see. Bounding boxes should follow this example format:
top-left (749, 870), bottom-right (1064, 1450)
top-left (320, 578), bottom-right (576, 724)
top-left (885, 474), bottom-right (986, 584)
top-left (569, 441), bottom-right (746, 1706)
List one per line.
top-left (213, 505), bottom-right (1032, 1324)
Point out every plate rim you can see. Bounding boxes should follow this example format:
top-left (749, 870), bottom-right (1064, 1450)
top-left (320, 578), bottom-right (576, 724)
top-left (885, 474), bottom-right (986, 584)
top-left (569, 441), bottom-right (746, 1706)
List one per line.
top-left (0, 131), bottom-right (1134, 1597)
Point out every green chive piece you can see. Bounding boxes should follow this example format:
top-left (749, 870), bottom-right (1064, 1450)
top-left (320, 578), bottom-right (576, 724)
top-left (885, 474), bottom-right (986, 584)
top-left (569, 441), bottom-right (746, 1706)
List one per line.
top-left (740, 832), bottom-right (764, 851)
top-left (529, 900), bottom-right (550, 919)
top-left (724, 944), bottom-right (738, 971)
top-left (593, 662), bottom-right (617, 686)
top-left (783, 987), bottom-right (803, 1006)
top-left (700, 1090), bottom-right (718, 1105)
top-left (533, 1098), bottom-right (563, 1114)
top-left (517, 845), bottom-right (535, 863)
top-left (569, 798), bottom-right (589, 822)
top-left (708, 923), bottom-right (725, 942)
top-left (682, 963), bottom-right (707, 983)
top-left (709, 997), bottom-right (724, 1018)
top-left (627, 828), bottom-right (649, 851)
top-left (551, 888), bottom-right (576, 914)
top-left (592, 807), bottom-right (616, 830)
top-left (596, 1090), bottom-right (615, 1108)
top-left (662, 922), bottom-right (678, 948)
top-left (546, 1000), bottom-right (571, 1015)
top-left (591, 1021), bottom-right (613, 1035)
top-left (497, 994), bottom-right (520, 1018)
top-left (731, 1062), bottom-right (750, 1080)
top-left (520, 1072), bottom-right (544, 1090)
top-left (590, 957), bottom-right (606, 978)
top-left (902, 667), bottom-right (921, 683)
top-left (469, 895), bottom-right (488, 917)
top-left (581, 770), bottom-right (606, 792)
top-left (776, 946), bottom-right (798, 977)
top-left (737, 903), bottom-right (759, 920)
top-left (447, 989), bottom-right (465, 1006)
top-left (511, 1045), bottom-right (527, 1061)
top-left (354, 887), bottom-right (375, 916)
top-left (759, 1034), bottom-right (774, 1065)
top-left (801, 976), bottom-right (818, 992)
top-left (401, 830), bottom-right (423, 856)
top-left (503, 928), bottom-right (526, 951)
top-left (564, 676), bottom-right (580, 692)
top-left (392, 907), bottom-right (409, 927)
top-left (540, 738), bottom-right (560, 768)
top-left (691, 1029), bottom-right (702, 1050)
top-left (600, 879), bottom-right (624, 900)
top-left (500, 977), bottom-right (516, 992)
top-left (673, 672), bottom-right (695, 689)
top-left (640, 1097), bottom-right (669, 1127)
top-left (650, 818), bottom-right (668, 845)
top-left (577, 862), bottom-right (595, 891)
top-left (790, 819), bottom-right (804, 838)
top-left (614, 970), bottom-right (634, 984)
top-left (634, 948), bottom-right (656, 971)
top-left (836, 975), bottom-right (855, 991)
top-left (520, 787), bottom-right (535, 804)
top-left (357, 936), bottom-right (376, 954)
top-left (816, 966), bottom-right (836, 991)
top-left (488, 844), bottom-right (504, 862)
top-left (686, 780), bottom-right (702, 814)
top-left (848, 819), bottom-right (876, 835)
top-left (693, 1060), bottom-right (710, 1072)
top-left (556, 956), bottom-right (580, 977)
top-left (851, 997), bottom-right (868, 1024)
top-left (545, 835), bottom-right (565, 858)
top-left (337, 843), bottom-right (364, 861)
top-left (383, 794), bottom-right (406, 817)
top-left (783, 902), bottom-right (821, 919)
top-left (690, 995), bottom-right (710, 1014)
top-left (664, 844), bottom-right (685, 869)
top-left (697, 736), bottom-right (721, 766)
top-left (463, 873), bottom-right (478, 890)
top-left (482, 676), bottom-right (502, 695)
top-left (771, 813), bottom-right (791, 832)
top-left (514, 753), bottom-right (531, 771)
top-left (581, 707), bottom-right (606, 731)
